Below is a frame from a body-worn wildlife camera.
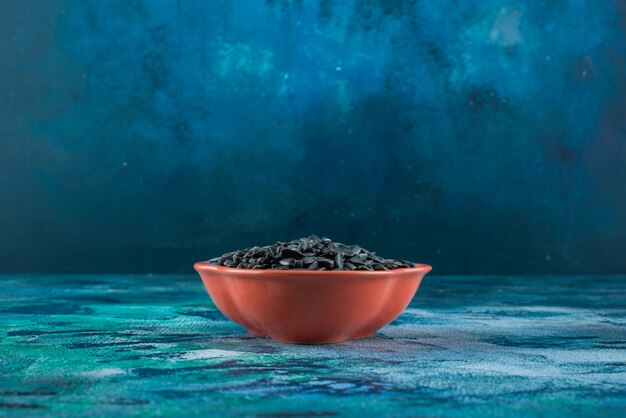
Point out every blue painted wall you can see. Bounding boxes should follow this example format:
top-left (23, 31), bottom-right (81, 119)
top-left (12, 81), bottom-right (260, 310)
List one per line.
top-left (1, 0), bottom-right (625, 274)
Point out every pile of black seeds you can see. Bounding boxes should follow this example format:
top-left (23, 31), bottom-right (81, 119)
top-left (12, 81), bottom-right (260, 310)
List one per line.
top-left (208, 235), bottom-right (416, 271)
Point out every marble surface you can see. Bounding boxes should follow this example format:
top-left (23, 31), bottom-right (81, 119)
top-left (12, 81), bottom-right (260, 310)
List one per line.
top-left (0, 274), bottom-right (624, 417)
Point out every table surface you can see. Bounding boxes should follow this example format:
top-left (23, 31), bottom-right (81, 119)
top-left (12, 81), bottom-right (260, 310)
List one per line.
top-left (0, 274), bottom-right (625, 417)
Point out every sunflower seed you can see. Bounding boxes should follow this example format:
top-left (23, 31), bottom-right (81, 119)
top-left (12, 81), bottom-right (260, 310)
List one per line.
top-left (281, 248), bottom-right (304, 259)
top-left (369, 253), bottom-right (384, 262)
top-left (316, 258), bottom-right (335, 269)
top-left (335, 253), bottom-right (344, 269)
top-left (279, 258), bottom-right (295, 266)
top-left (349, 256), bottom-right (365, 265)
top-left (345, 245), bottom-right (361, 256)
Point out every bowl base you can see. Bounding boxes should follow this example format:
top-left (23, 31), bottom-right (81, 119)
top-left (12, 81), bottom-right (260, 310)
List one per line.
top-left (251, 331), bottom-right (376, 344)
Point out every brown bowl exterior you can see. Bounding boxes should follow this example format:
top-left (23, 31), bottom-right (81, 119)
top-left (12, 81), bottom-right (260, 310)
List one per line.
top-left (194, 262), bottom-right (432, 344)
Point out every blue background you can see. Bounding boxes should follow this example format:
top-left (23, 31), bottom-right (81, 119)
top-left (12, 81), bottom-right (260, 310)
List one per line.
top-left (1, 0), bottom-right (625, 274)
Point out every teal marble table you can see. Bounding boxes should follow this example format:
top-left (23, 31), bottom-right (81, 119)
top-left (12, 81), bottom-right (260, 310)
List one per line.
top-left (1, 274), bottom-right (624, 417)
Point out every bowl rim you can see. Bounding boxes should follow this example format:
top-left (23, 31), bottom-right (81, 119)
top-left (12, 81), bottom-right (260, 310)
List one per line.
top-left (194, 261), bottom-right (432, 276)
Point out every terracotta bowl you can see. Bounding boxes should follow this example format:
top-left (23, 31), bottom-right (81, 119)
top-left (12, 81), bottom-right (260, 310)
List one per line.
top-left (194, 262), bottom-right (432, 344)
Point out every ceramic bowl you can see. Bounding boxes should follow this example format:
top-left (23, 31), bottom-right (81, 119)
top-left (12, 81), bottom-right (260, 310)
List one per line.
top-left (194, 262), bottom-right (432, 344)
